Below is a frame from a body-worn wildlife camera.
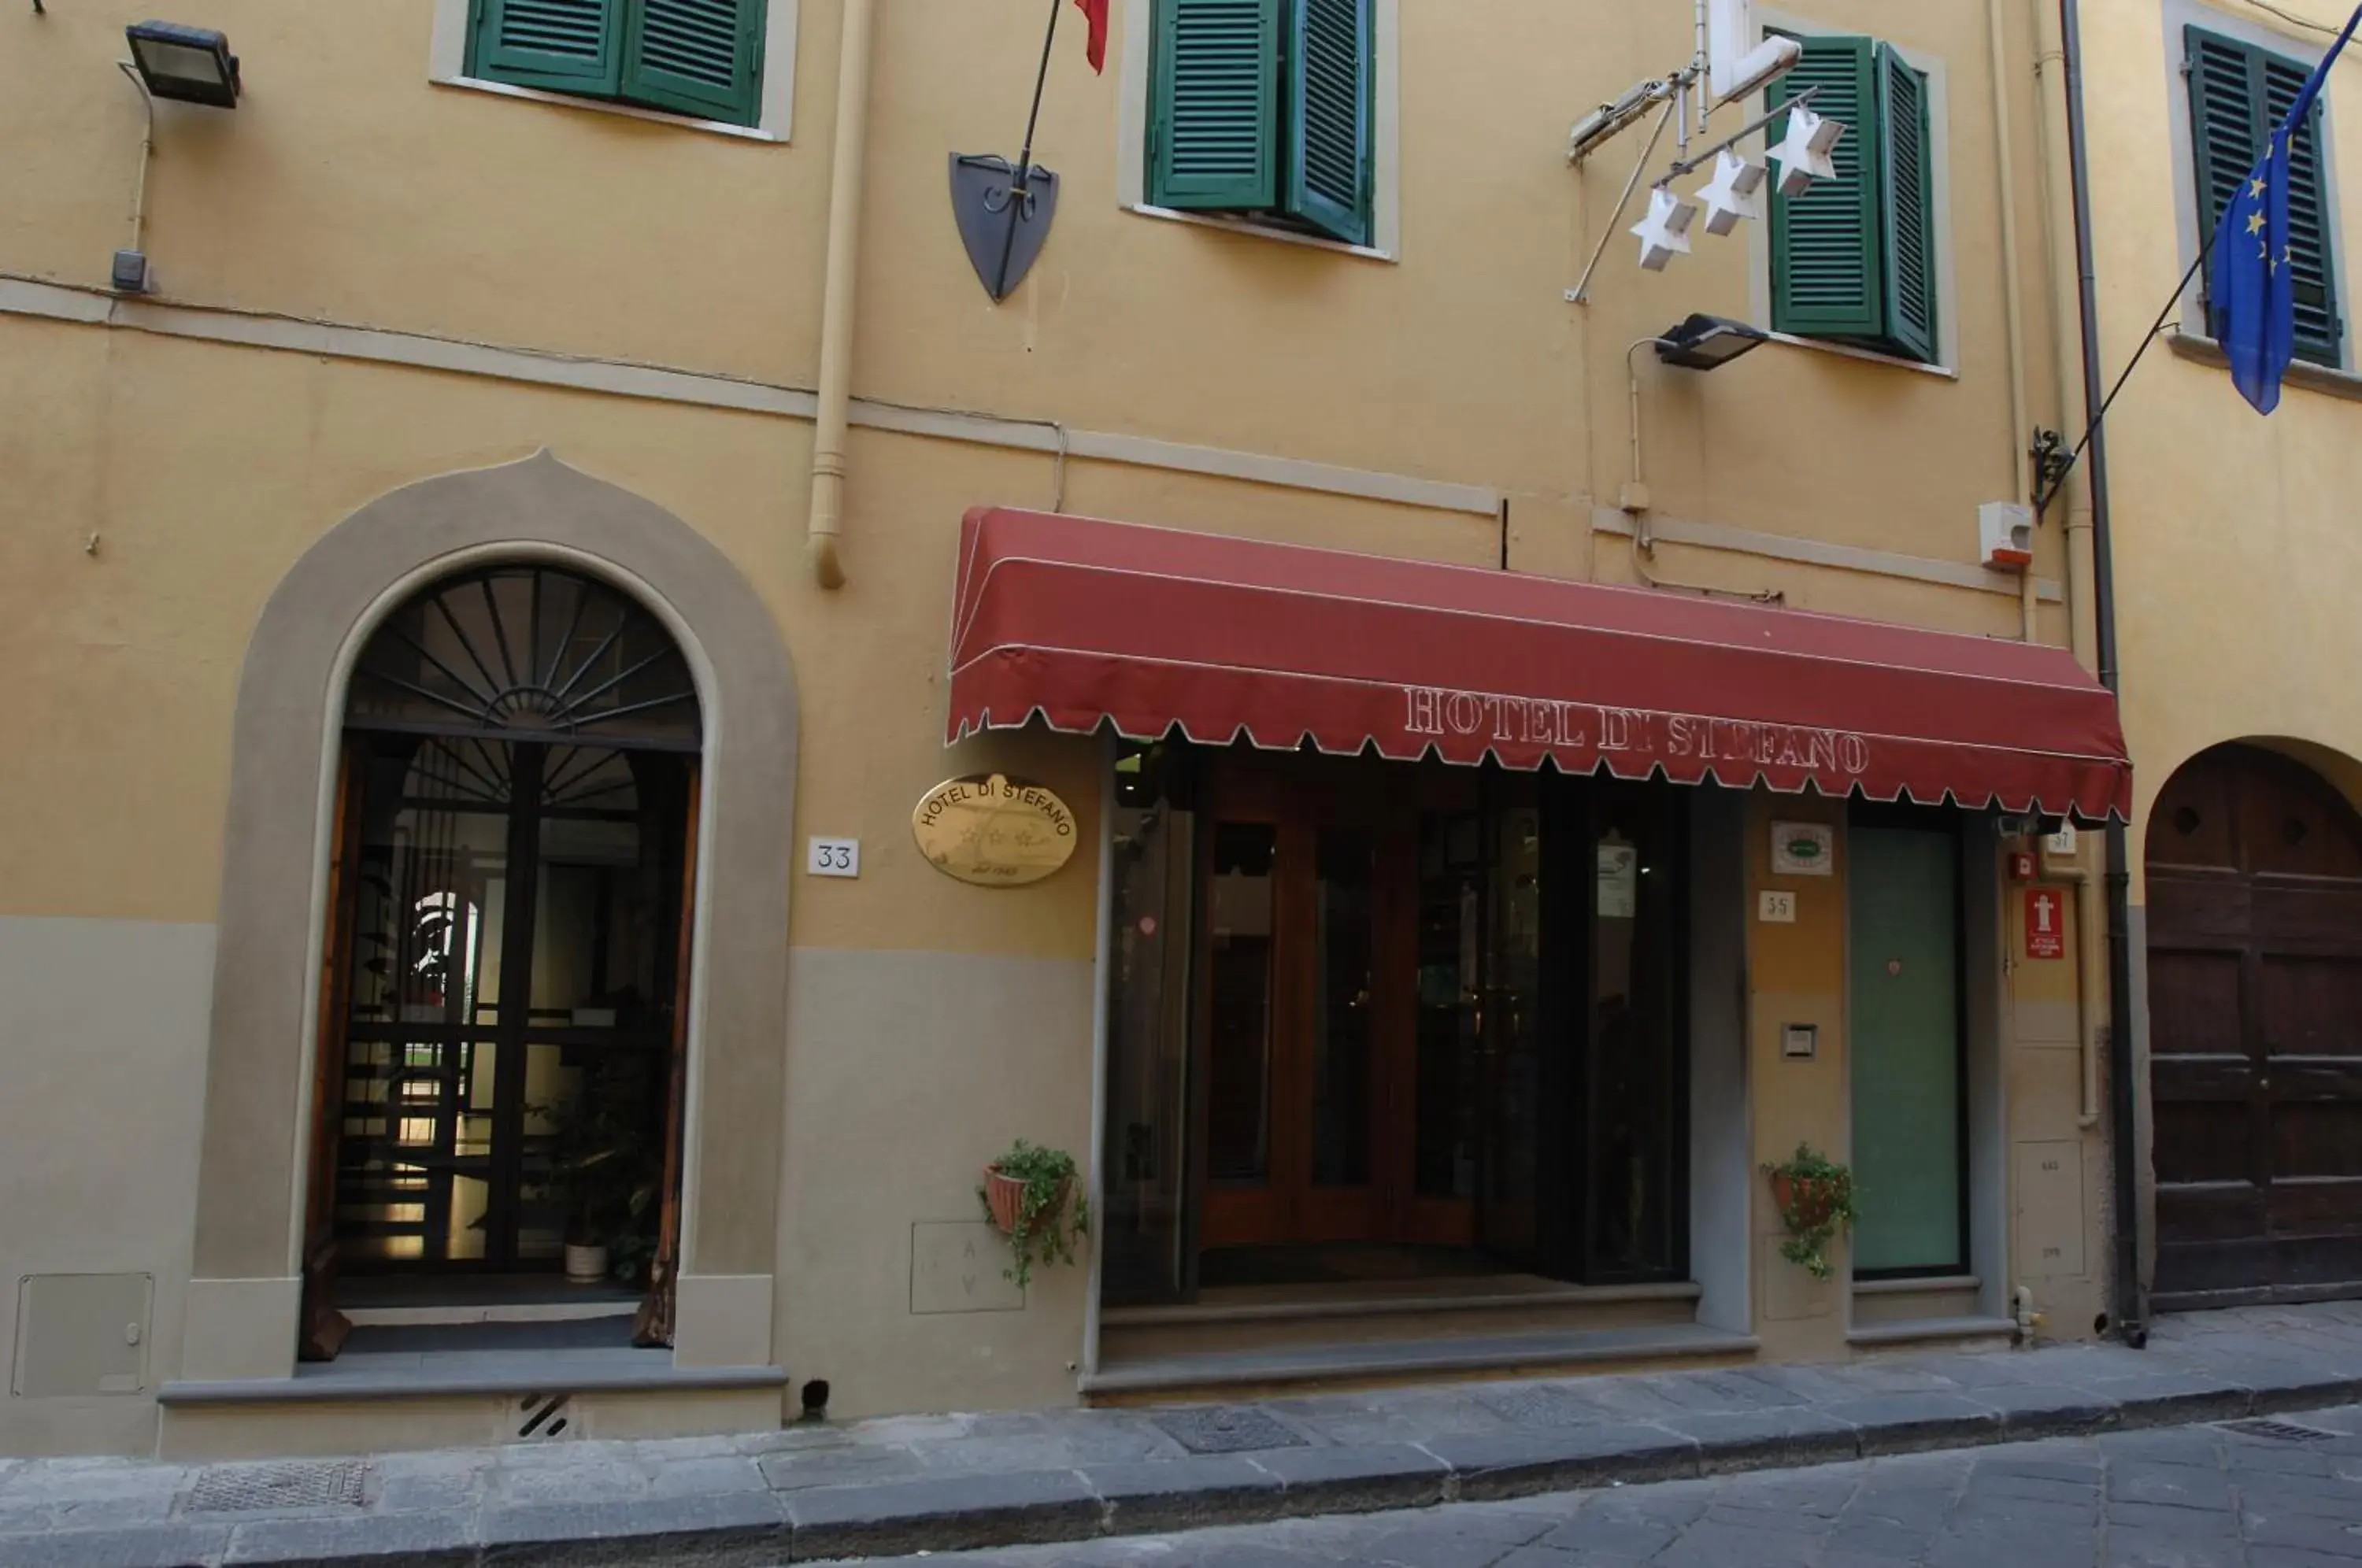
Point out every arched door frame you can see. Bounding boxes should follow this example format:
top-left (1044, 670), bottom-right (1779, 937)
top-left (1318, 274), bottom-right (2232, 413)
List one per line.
top-left (2138, 737), bottom-right (2362, 1311)
top-left (178, 453), bottom-right (797, 1382)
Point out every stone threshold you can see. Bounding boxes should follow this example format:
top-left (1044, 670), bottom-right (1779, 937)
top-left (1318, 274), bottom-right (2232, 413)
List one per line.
top-left (158, 1358), bottom-right (789, 1405)
top-left (1086, 1322), bottom-right (1755, 1400)
top-left (1106, 1278), bottom-right (1702, 1329)
top-left (1846, 1315), bottom-right (2020, 1348)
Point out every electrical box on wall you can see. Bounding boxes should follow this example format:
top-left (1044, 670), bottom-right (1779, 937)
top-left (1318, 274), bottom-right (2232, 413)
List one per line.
top-left (1979, 502), bottom-right (2034, 570)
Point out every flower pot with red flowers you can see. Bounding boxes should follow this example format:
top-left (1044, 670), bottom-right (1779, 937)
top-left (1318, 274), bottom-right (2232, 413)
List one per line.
top-left (977, 1140), bottom-right (1089, 1291)
top-left (1763, 1143), bottom-right (1857, 1281)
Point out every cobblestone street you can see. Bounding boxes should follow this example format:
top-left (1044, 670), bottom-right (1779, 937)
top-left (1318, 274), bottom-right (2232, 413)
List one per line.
top-left (872, 1406), bottom-right (2362, 1568)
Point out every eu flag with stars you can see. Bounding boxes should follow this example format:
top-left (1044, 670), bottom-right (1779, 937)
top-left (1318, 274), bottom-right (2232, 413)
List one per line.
top-left (2212, 4), bottom-right (2362, 413)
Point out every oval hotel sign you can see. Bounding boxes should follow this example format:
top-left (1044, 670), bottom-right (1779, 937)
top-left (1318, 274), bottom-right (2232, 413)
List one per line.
top-left (913, 773), bottom-right (1078, 887)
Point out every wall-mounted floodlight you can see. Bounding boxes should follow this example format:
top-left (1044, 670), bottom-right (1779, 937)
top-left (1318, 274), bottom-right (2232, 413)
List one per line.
top-left (1655, 313), bottom-right (1770, 371)
top-left (126, 20), bottom-right (239, 108)
top-left (111, 22), bottom-right (240, 294)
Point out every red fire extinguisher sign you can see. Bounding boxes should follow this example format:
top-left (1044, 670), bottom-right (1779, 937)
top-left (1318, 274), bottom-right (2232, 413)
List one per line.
top-left (2024, 887), bottom-right (2067, 960)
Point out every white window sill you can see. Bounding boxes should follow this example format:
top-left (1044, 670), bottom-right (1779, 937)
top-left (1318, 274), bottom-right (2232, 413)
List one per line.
top-left (1122, 203), bottom-right (1397, 263)
top-left (431, 75), bottom-right (784, 143)
top-left (1766, 329), bottom-right (1958, 380)
top-left (2169, 329), bottom-right (2362, 399)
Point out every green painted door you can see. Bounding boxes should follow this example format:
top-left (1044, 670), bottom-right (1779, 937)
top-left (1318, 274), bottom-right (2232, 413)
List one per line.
top-left (1849, 825), bottom-right (1964, 1274)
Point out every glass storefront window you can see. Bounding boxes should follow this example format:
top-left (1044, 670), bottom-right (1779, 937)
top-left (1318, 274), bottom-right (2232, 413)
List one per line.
top-left (1098, 746), bottom-right (1690, 1301)
top-left (1101, 744), bottom-right (1197, 1306)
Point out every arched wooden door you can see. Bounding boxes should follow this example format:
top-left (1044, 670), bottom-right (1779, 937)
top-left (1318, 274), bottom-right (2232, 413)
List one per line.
top-left (2147, 742), bottom-right (2362, 1309)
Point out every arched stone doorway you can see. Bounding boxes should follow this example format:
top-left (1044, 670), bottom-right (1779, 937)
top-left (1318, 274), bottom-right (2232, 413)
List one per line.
top-left (306, 565), bottom-right (703, 1346)
top-left (2147, 741), bottom-right (2362, 1310)
top-left (176, 454), bottom-right (795, 1387)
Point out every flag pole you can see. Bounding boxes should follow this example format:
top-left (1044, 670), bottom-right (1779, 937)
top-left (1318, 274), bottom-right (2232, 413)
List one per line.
top-left (2032, 230), bottom-right (2214, 517)
top-left (993, 0), bottom-right (1067, 300)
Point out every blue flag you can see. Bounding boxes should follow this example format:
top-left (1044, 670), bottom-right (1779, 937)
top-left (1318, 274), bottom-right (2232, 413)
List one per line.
top-left (2212, 4), bottom-right (2362, 413)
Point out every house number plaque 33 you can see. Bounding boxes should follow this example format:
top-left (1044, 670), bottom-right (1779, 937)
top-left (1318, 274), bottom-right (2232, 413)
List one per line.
top-left (913, 773), bottom-right (1078, 888)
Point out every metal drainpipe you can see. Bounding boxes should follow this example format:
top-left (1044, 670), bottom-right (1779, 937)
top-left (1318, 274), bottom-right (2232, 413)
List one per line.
top-left (2059, 0), bottom-right (2146, 1349)
top-left (806, 0), bottom-right (878, 590)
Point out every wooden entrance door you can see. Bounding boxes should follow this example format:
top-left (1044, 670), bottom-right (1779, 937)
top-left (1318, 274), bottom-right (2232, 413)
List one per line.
top-left (2148, 743), bottom-right (2362, 1307)
top-left (1195, 753), bottom-right (1462, 1248)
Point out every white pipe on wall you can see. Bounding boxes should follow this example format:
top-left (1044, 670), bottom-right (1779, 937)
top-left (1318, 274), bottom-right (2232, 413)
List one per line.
top-left (1990, 0), bottom-right (2039, 643)
top-left (806, 0), bottom-right (878, 590)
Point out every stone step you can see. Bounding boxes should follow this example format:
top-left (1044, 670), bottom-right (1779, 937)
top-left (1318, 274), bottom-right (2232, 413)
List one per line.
top-left (1101, 1278), bottom-right (1703, 1364)
top-left (1085, 1319), bottom-right (1759, 1404)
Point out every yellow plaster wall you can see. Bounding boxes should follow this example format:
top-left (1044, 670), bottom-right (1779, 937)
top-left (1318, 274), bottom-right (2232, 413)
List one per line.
top-left (1746, 794), bottom-right (1850, 1359)
top-left (2075, 0), bottom-right (2362, 889)
top-left (0, 0), bottom-right (2112, 1440)
top-left (1, 0), bottom-right (2069, 602)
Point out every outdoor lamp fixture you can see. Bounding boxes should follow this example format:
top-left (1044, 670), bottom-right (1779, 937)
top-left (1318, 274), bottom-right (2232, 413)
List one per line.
top-left (111, 21), bottom-right (239, 295)
top-left (1654, 312), bottom-right (1770, 371)
top-left (126, 20), bottom-right (240, 106)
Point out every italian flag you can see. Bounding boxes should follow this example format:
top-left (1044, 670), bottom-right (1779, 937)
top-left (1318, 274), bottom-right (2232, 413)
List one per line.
top-left (1074, 0), bottom-right (1109, 73)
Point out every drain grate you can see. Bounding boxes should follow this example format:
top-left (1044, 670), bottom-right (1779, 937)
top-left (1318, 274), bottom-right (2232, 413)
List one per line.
top-left (517, 1391), bottom-right (574, 1440)
top-left (1151, 1405), bottom-right (1308, 1455)
top-left (187, 1459), bottom-right (368, 1514)
top-left (2222, 1418), bottom-right (2338, 1443)
top-left (1480, 1385), bottom-right (1601, 1429)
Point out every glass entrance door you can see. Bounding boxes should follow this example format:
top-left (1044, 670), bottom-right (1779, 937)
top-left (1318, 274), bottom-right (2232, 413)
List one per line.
top-left (333, 734), bottom-right (694, 1272)
top-left (1105, 744), bottom-right (1692, 1297)
top-left (1197, 756), bottom-right (1401, 1248)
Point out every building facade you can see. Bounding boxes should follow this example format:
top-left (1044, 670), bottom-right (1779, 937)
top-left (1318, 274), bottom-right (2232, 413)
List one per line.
top-left (2065, 0), bottom-right (2362, 1316)
top-left (1, 0), bottom-right (2134, 1460)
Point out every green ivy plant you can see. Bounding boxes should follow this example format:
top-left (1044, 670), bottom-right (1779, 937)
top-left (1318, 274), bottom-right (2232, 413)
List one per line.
top-left (1763, 1142), bottom-right (1858, 1281)
top-left (978, 1139), bottom-right (1090, 1291)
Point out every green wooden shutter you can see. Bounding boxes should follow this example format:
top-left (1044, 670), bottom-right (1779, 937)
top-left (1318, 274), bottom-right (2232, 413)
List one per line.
top-left (2187, 26), bottom-right (2343, 364)
top-left (2264, 53), bottom-right (2343, 364)
top-left (1149, 0), bottom-right (1282, 211)
top-left (622, 0), bottom-right (765, 125)
top-left (472, 0), bottom-right (627, 94)
top-left (1768, 35), bottom-right (1883, 341)
top-left (1875, 46), bottom-right (1938, 364)
top-left (1282, 0), bottom-right (1374, 245)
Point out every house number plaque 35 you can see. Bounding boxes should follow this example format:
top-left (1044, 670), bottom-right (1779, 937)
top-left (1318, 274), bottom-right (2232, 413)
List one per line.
top-left (913, 773), bottom-right (1078, 888)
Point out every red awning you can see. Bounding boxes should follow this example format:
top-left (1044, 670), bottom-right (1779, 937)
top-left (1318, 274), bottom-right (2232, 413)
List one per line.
top-left (948, 507), bottom-right (2132, 822)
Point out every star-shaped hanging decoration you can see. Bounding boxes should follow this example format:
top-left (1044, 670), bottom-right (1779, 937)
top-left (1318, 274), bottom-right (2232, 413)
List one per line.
top-left (1631, 187), bottom-right (1697, 272)
top-left (1697, 149), bottom-right (1768, 236)
top-left (1769, 103), bottom-right (1846, 197)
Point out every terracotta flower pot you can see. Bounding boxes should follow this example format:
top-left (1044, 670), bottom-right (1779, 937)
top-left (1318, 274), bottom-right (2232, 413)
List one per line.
top-left (1771, 1171), bottom-right (1839, 1230)
top-left (983, 1167), bottom-right (1072, 1237)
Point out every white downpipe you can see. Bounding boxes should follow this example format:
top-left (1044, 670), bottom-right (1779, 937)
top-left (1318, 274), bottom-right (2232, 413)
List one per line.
top-left (806, 0), bottom-right (877, 589)
top-left (1989, 0), bottom-right (2038, 643)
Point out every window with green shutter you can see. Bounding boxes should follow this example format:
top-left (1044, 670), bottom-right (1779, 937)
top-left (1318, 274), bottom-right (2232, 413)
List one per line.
top-left (468, 0), bottom-right (765, 128)
top-left (2186, 26), bottom-right (2342, 367)
top-left (1147, 0), bottom-right (1375, 248)
top-left (1768, 35), bottom-right (1940, 364)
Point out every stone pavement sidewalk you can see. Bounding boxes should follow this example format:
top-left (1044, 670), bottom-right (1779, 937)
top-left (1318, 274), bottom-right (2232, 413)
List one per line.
top-left (9, 1304), bottom-right (2362, 1567)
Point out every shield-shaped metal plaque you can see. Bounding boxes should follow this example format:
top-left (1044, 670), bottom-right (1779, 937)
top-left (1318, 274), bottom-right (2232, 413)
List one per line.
top-left (950, 153), bottom-right (1061, 301)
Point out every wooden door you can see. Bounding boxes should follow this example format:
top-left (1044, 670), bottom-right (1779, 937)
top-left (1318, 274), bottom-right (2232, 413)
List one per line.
top-left (2149, 744), bottom-right (2362, 1307)
top-left (1196, 754), bottom-right (1411, 1248)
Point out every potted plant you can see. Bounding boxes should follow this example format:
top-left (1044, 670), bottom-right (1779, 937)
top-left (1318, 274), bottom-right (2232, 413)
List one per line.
top-left (1763, 1142), bottom-right (1857, 1281)
top-left (539, 1071), bottom-right (663, 1286)
top-left (977, 1139), bottom-right (1088, 1291)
